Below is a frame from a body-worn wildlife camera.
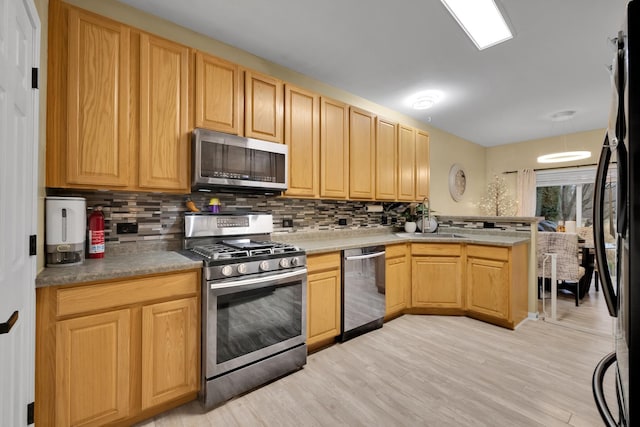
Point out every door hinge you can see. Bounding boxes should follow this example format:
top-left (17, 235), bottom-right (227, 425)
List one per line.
top-left (31, 68), bottom-right (38, 89)
top-left (27, 402), bottom-right (34, 425)
top-left (29, 235), bottom-right (36, 256)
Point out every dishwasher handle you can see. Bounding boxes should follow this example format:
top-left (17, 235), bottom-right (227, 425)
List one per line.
top-left (345, 251), bottom-right (385, 261)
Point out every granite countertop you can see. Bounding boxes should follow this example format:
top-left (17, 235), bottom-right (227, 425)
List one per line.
top-left (275, 229), bottom-right (530, 255)
top-left (36, 229), bottom-right (531, 287)
top-left (36, 251), bottom-right (201, 288)
top-left (436, 215), bottom-right (543, 223)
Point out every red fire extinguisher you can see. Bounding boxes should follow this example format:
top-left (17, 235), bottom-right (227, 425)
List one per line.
top-left (88, 206), bottom-right (105, 259)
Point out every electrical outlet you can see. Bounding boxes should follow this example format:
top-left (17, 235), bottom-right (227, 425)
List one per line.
top-left (338, 218), bottom-right (347, 226)
top-left (282, 219), bottom-right (293, 228)
top-left (116, 222), bottom-right (138, 234)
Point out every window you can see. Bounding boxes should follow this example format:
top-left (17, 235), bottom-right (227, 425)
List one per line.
top-left (535, 166), bottom-right (617, 229)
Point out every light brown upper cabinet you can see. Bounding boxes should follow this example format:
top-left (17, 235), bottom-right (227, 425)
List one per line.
top-left (284, 85), bottom-right (320, 198)
top-left (46, 2), bottom-right (191, 193)
top-left (415, 130), bottom-right (431, 200)
top-left (349, 107), bottom-right (376, 200)
top-left (397, 125), bottom-right (416, 201)
top-left (375, 118), bottom-right (397, 200)
top-left (48, 5), bottom-right (131, 189)
top-left (244, 70), bottom-right (284, 143)
top-left (320, 97), bottom-right (349, 199)
top-left (194, 52), bottom-right (241, 135)
top-left (138, 34), bottom-right (190, 191)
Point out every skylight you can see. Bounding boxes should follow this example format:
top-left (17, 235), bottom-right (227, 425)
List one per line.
top-left (440, 0), bottom-right (513, 50)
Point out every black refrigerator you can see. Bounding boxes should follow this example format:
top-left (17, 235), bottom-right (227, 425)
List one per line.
top-left (592, 1), bottom-right (639, 425)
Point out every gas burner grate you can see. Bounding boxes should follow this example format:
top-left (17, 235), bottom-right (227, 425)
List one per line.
top-left (189, 241), bottom-right (301, 261)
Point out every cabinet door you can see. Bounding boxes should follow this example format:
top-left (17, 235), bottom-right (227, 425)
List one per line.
top-left (244, 70), bottom-right (284, 143)
top-left (284, 85), bottom-right (320, 198)
top-left (415, 130), bottom-right (430, 201)
top-left (349, 107), bottom-right (375, 199)
top-left (56, 309), bottom-right (131, 426)
top-left (307, 269), bottom-right (341, 346)
top-left (385, 247), bottom-right (409, 316)
top-left (320, 97), bottom-right (349, 199)
top-left (466, 257), bottom-right (510, 320)
top-left (412, 256), bottom-right (463, 308)
top-left (141, 297), bottom-right (199, 410)
top-left (139, 34), bottom-right (190, 191)
top-left (307, 253), bottom-right (341, 346)
top-left (66, 9), bottom-right (130, 187)
top-left (195, 52), bottom-right (240, 134)
top-left (397, 125), bottom-right (416, 201)
top-left (376, 118), bottom-right (397, 200)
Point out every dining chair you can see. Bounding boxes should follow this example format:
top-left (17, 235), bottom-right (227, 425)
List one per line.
top-left (537, 231), bottom-right (586, 307)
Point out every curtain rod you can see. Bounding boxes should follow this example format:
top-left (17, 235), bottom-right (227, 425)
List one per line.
top-left (501, 162), bottom-right (616, 174)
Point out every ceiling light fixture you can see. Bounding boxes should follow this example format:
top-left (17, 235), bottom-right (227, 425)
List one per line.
top-left (537, 151), bottom-right (592, 164)
top-left (408, 90), bottom-right (444, 110)
top-left (440, 0), bottom-right (513, 50)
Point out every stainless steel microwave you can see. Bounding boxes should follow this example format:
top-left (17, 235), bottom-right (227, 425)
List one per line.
top-left (191, 128), bottom-right (288, 193)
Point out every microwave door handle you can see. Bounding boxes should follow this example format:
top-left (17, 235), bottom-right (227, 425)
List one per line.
top-left (594, 135), bottom-right (618, 317)
top-left (592, 351), bottom-right (618, 427)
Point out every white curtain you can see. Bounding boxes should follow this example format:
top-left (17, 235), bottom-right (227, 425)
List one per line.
top-left (516, 169), bottom-right (536, 216)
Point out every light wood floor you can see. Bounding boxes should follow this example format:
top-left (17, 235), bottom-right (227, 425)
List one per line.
top-left (538, 279), bottom-right (615, 337)
top-left (138, 287), bottom-right (615, 427)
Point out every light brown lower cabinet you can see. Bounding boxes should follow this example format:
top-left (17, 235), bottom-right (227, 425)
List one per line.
top-left (466, 244), bottom-right (529, 329)
top-left (385, 244), bottom-right (410, 318)
top-left (36, 269), bottom-right (200, 427)
top-left (388, 242), bottom-right (529, 329)
top-left (410, 243), bottom-right (464, 312)
top-left (306, 252), bottom-right (341, 350)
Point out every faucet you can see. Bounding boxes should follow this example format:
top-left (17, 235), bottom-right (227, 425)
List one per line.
top-left (421, 197), bottom-right (430, 234)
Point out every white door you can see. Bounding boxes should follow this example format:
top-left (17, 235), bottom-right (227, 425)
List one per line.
top-left (0, 0), bottom-right (40, 425)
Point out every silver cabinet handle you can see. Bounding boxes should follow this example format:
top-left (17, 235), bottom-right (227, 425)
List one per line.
top-left (345, 251), bottom-right (385, 261)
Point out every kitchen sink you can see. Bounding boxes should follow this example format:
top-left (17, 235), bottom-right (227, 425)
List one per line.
top-left (394, 232), bottom-right (468, 239)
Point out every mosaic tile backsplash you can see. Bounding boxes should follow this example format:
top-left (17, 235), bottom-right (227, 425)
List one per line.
top-left (46, 190), bottom-right (533, 255)
top-left (46, 190), bottom-right (406, 254)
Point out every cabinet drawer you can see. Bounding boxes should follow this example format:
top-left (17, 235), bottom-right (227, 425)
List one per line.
top-left (411, 243), bottom-right (461, 256)
top-left (467, 245), bottom-right (509, 261)
top-left (307, 252), bottom-right (341, 274)
top-left (385, 244), bottom-right (407, 259)
top-left (56, 270), bottom-right (199, 318)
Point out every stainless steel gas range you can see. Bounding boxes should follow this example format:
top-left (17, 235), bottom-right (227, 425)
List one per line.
top-left (182, 213), bottom-right (307, 409)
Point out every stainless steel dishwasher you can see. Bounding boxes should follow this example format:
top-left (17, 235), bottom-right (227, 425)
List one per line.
top-left (340, 245), bottom-right (386, 341)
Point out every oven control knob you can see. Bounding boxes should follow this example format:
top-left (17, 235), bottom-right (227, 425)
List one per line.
top-left (290, 257), bottom-right (299, 267)
top-left (237, 264), bottom-right (248, 274)
top-left (279, 258), bottom-right (290, 268)
top-left (221, 265), bottom-right (233, 277)
top-left (259, 261), bottom-right (270, 271)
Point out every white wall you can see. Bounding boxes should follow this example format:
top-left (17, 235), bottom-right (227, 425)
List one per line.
top-left (485, 128), bottom-right (606, 195)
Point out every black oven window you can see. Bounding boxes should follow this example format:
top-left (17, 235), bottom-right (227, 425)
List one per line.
top-left (201, 142), bottom-right (285, 183)
top-left (216, 282), bottom-right (302, 364)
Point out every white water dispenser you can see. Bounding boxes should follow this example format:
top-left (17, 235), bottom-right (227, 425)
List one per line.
top-left (46, 196), bottom-right (86, 267)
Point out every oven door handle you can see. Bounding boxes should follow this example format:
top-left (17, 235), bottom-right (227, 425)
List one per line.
top-left (210, 268), bottom-right (307, 290)
top-left (345, 251), bottom-right (385, 261)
